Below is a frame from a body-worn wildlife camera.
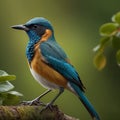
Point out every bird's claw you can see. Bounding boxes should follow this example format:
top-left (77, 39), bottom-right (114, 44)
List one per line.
top-left (40, 103), bottom-right (54, 113)
top-left (20, 99), bottom-right (46, 106)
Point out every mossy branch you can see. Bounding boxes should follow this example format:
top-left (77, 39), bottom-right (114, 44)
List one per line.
top-left (0, 105), bottom-right (79, 120)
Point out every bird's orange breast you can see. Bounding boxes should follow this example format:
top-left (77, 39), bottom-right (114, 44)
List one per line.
top-left (30, 42), bottom-right (68, 88)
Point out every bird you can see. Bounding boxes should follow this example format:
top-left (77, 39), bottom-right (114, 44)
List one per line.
top-left (12, 17), bottom-right (100, 120)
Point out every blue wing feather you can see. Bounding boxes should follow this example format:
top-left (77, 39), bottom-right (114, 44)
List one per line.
top-left (40, 40), bottom-right (68, 60)
top-left (40, 41), bottom-right (85, 91)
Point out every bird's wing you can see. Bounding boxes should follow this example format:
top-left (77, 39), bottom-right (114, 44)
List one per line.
top-left (40, 40), bottom-right (68, 60)
top-left (40, 41), bottom-right (85, 92)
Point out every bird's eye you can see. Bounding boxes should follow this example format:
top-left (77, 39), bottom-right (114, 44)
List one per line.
top-left (33, 25), bottom-right (38, 29)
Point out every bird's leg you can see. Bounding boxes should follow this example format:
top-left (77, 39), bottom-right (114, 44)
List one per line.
top-left (41, 88), bottom-right (64, 112)
top-left (21, 89), bottom-right (52, 106)
top-left (48, 88), bottom-right (64, 105)
top-left (32, 89), bottom-right (52, 102)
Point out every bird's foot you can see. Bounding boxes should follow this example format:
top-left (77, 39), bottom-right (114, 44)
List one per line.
top-left (20, 99), bottom-right (46, 106)
top-left (40, 103), bottom-right (54, 113)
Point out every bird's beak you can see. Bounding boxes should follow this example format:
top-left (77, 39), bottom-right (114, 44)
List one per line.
top-left (11, 24), bottom-right (29, 31)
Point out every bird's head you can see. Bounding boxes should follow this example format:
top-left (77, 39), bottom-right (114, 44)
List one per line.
top-left (12, 17), bottom-right (54, 42)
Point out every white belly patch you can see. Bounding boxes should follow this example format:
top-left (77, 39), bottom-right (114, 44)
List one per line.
top-left (30, 68), bottom-right (59, 89)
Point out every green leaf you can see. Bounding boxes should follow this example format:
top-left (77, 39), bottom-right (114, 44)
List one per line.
top-left (93, 37), bottom-right (110, 52)
top-left (0, 70), bottom-right (22, 105)
top-left (94, 52), bottom-right (106, 70)
top-left (0, 75), bottom-right (16, 83)
top-left (8, 91), bottom-right (23, 96)
top-left (1, 92), bottom-right (22, 105)
top-left (0, 81), bottom-right (14, 92)
top-left (0, 70), bottom-right (8, 76)
top-left (100, 23), bottom-right (118, 36)
top-left (116, 49), bottom-right (120, 66)
top-left (112, 36), bottom-right (120, 50)
top-left (0, 70), bottom-right (16, 82)
top-left (100, 36), bottom-right (111, 45)
top-left (112, 12), bottom-right (120, 24)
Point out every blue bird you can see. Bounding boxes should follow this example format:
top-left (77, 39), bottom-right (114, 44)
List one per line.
top-left (12, 17), bottom-right (100, 120)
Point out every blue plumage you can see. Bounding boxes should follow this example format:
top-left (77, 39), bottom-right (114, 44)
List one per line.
top-left (42, 55), bottom-right (85, 91)
top-left (70, 81), bottom-right (100, 120)
top-left (12, 17), bottom-right (100, 120)
top-left (26, 30), bottom-right (40, 62)
top-left (40, 40), bottom-right (68, 61)
top-left (25, 17), bottom-right (54, 32)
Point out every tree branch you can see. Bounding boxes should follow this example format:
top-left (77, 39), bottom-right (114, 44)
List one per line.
top-left (0, 104), bottom-right (79, 120)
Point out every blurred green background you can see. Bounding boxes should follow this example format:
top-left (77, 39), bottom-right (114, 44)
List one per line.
top-left (0, 0), bottom-right (120, 119)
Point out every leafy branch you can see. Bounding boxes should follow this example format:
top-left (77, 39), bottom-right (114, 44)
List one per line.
top-left (0, 70), bottom-right (22, 105)
top-left (93, 12), bottom-right (120, 70)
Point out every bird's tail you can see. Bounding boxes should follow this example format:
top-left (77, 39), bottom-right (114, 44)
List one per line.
top-left (78, 91), bottom-right (100, 120)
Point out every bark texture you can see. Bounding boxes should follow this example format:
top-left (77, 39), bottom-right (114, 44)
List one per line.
top-left (0, 105), bottom-right (79, 120)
